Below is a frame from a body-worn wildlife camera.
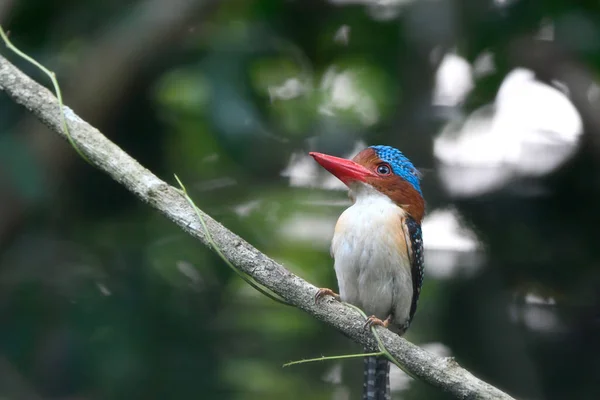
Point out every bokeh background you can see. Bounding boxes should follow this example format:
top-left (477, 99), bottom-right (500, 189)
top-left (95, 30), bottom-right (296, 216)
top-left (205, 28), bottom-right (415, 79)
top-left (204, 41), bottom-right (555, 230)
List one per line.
top-left (1, 0), bottom-right (600, 399)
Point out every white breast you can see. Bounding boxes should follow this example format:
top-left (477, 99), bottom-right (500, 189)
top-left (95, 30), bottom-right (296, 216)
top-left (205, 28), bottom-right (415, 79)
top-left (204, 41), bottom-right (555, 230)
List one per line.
top-left (331, 183), bottom-right (413, 328)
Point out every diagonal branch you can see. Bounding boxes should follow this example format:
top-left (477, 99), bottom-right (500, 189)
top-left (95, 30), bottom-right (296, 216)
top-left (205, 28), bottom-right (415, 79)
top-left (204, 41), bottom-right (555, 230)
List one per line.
top-left (0, 53), bottom-right (515, 400)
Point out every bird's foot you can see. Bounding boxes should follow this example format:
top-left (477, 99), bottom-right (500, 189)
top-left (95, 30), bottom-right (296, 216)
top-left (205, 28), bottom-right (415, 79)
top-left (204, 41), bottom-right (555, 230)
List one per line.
top-left (314, 288), bottom-right (340, 304)
top-left (364, 315), bottom-right (391, 330)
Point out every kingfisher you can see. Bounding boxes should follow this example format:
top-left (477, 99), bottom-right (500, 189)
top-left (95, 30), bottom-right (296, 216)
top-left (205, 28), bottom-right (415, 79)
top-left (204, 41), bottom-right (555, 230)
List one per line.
top-left (310, 145), bottom-right (425, 400)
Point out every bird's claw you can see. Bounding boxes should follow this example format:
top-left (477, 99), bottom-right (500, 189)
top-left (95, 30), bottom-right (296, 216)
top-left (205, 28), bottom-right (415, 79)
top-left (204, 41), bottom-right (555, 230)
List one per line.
top-left (364, 315), bottom-right (390, 330)
top-left (314, 288), bottom-right (340, 304)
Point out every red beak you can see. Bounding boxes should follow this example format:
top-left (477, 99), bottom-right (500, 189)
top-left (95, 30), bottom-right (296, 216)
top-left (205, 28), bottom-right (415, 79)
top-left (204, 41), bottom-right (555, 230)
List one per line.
top-left (309, 152), bottom-right (376, 185)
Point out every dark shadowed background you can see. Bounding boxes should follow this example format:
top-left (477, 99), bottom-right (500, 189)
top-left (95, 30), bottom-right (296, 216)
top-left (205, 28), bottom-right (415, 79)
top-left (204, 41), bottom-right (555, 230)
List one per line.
top-left (1, 0), bottom-right (600, 399)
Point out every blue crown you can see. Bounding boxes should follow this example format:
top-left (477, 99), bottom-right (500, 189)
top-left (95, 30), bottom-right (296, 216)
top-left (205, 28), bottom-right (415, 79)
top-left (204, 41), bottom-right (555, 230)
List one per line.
top-left (370, 145), bottom-right (422, 194)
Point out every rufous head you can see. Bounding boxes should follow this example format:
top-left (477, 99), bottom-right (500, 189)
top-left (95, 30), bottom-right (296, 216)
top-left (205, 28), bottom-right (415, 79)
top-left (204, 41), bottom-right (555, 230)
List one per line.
top-left (310, 145), bottom-right (424, 222)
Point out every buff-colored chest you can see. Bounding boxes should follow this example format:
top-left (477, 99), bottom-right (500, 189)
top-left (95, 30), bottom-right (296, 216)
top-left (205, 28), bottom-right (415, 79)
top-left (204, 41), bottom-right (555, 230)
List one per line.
top-left (330, 186), bottom-right (414, 328)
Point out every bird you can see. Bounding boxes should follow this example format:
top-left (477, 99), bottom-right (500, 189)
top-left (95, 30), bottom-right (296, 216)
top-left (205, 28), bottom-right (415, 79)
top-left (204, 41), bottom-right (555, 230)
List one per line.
top-left (310, 145), bottom-right (425, 400)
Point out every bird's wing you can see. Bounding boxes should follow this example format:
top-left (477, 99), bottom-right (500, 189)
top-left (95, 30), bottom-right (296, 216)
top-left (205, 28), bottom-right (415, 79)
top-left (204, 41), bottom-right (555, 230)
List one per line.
top-left (403, 216), bottom-right (424, 325)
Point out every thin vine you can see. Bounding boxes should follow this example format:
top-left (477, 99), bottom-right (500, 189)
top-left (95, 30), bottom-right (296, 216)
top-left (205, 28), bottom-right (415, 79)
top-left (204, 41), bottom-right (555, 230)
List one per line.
top-left (0, 26), bottom-right (90, 164)
top-left (174, 175), bottom-right (291, 306)
top-left (283, 351), bottom-right (384, 367)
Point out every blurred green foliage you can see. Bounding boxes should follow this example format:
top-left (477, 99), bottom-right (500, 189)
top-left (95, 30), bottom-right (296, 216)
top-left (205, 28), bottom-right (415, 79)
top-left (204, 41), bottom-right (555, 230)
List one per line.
top-left (2, 1), bottom-right (600, 400)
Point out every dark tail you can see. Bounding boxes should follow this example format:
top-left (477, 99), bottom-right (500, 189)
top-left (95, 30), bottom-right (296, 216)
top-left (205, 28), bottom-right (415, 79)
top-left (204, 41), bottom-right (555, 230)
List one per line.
top-left (362, 354), bottom-right (390, 400)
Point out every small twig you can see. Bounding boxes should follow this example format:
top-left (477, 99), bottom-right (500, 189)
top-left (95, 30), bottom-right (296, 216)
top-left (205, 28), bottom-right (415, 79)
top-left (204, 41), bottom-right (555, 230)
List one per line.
top-left (174, 174), bottom-right (291, 306)
top-left (0, 25), bottom-right (90, 164)
top-left (283, 351), bottom-right (383, 367)
top-left (284, 302), bottom-right (412, 373)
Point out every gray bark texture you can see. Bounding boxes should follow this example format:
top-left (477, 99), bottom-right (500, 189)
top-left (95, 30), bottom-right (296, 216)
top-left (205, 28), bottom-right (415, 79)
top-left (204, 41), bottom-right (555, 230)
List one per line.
top-left (0, 53), bottom-right (516, 400)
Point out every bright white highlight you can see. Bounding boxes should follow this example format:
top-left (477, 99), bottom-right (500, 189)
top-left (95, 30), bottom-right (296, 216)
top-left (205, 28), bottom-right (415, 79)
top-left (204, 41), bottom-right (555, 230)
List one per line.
top-left (421, 208), bottom-right (483, 279)
top-left (435, 67), bottom-right (583, 197)
top-left (319, 66), bottom-right (380, 126)
top-left (422, 208), bottom-right (479, 252)
top-left (433, 53), bottom-right (474, 107)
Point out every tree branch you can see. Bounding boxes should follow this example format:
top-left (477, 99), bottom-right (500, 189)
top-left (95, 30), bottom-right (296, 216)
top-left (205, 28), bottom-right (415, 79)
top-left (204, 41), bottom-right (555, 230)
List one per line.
top-left (0, 53), bottom-right (515, 400)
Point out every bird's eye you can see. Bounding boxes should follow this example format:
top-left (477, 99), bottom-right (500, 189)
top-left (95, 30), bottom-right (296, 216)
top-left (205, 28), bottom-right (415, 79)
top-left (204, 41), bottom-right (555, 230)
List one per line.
top-left (376, 164), bottom-right (391, 176)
